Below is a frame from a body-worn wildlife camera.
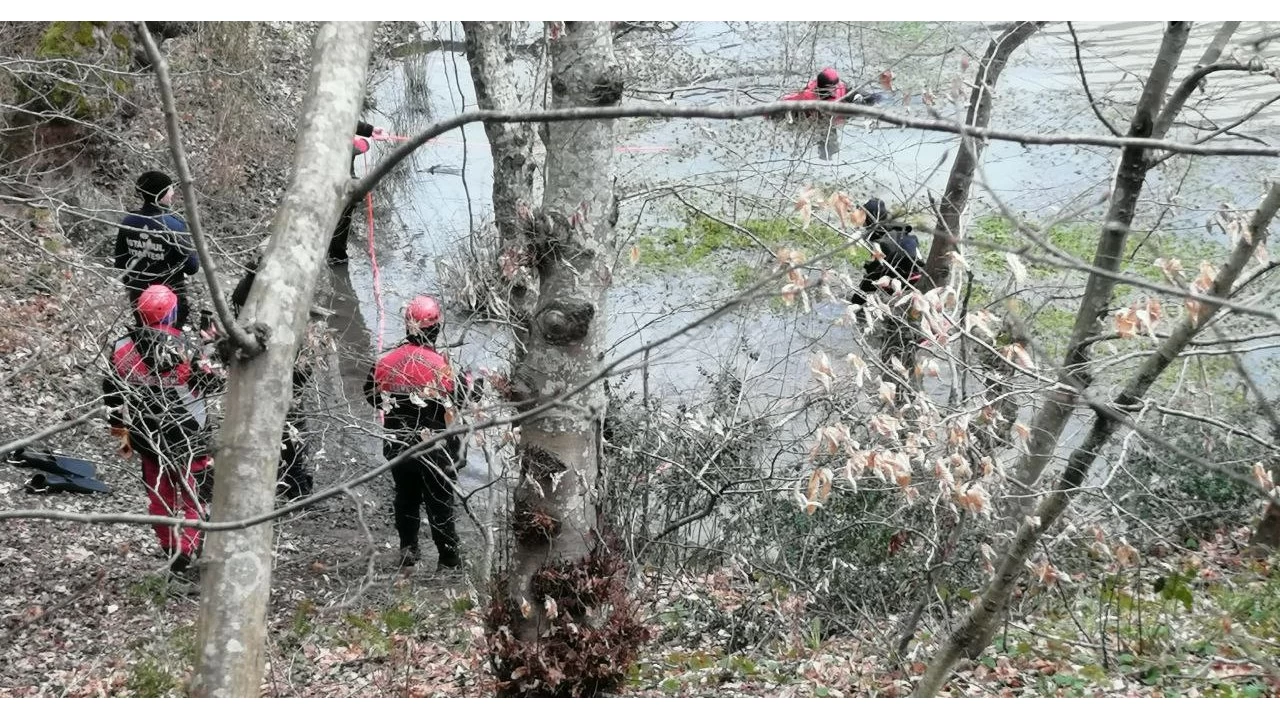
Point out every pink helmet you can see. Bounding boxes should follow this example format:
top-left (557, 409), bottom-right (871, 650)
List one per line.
top-left (137, 284), bottom-right (178, 327)
top-left (817, 67), bottom-right (839, 86)
top-left (404, 295), bottom-right (442, 335)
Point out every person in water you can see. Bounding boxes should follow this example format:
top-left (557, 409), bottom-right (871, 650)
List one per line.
top-left (780, 68), bottom-right (848, 159)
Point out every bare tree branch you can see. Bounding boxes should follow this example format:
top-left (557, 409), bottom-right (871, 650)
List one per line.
top-left (135, 22), bottom-right (260, 354)
top-left (351, 99), bottom-right (1280, 204)
top-left (0, 407), bottom-right (105, 460)
top-left (1153, 61), bottom-right (1264, 140)
top-left (1067, 22), bottom-right (1121, 137)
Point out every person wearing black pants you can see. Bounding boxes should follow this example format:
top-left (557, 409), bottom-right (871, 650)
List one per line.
top-left (230, 261), bottom-right (315, 501)
top-left (366, 295), bottom-right (481, 570)
top-left (389, 444), bottom-right (460, 568)
top-left (328, 121), bottom-right (388, 264)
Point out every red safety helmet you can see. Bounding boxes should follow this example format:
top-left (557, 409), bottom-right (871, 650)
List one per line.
top-left (404, 295), bottom-right (442, 335)
top-left (817, 67), bottom-right (840, 86)
top-left (137, 284), bottom-right (178, 327)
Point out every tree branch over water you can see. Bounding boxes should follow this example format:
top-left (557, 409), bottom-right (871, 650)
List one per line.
top-left (351, 99), bottom-right (1280, 204)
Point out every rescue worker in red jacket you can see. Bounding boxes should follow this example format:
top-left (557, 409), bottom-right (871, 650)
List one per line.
top-left (780, 68), bottom-right (849, 159)
top-left (781, 68), bottom-right (849, 120)
top-left (365, 295), bottom-right (480, 570)
top-left (102, 284), bottom-right (223, 577)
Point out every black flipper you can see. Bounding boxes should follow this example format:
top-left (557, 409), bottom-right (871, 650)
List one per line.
top-left (8, 448), bottom-right (110, 494)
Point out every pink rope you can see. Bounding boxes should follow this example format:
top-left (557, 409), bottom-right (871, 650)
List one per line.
top-left (363, 153), bottom-right (386, 425)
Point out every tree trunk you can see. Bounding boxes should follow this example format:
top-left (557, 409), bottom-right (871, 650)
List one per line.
top-left (1252, 497), bottom-right (1280, 551)
top-left (1005, 20), bottom-right (1192, 517)
top-left (462, 21), bottom-right (541, 325)
top-left (918, 179), bottom-right (1280, 698)
top-left (511, 17), bottom-right (617, 631)
top-left (485, 21), bottom-right (643, 698)
top-left (921, 21), bottom-right (1043, 291)
top-left (1151, 22), bottom-right (1241, 139)
top-left (913, 22), bottom-right (1194, 695)
top-left (462, 21), bottom-right (538, 248)
top-left (191, 22), bottom-right (375, 698)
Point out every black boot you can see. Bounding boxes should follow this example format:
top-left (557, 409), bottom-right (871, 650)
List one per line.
top-left (399, 545), bottom-right (420, 568)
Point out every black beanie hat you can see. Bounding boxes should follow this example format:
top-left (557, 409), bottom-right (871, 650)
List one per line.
top-left (863, 197), bottom-right (888, 225)
top-left (136, 170), bottom-right (174, 204)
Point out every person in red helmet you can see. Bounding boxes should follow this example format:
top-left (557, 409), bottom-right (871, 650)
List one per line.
top-left (782, 68), bottom-right (849, 111)
top-left (328, 120), bottom-right (391, 265)
top-left (780, 68), bottom-right (849, 159)
top-left (366, 295), bottom-right (481, 570)
top-left (102, 284), bottom-right (224, 582)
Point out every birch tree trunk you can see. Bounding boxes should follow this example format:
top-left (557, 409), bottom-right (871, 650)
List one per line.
top-left (486, 21), bottom-right (643, 697)
top-left (462, 20), bottom-right (542, 345)
top-left (912, 21), bottom-right (1194, 695)
top-left (191, 21), bottom-right (375, 698)
top-left (920, 21), bottom-right (1042, 291)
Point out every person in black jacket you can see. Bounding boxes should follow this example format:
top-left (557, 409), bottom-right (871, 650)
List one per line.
top-left (850, 197), bottom-right (924, 312)
top-left (328, 121), bottom-right (390, 264)
top-left (115, 171), bottom-right (200, 328)
top-left (230, 261), bottom-right (316, 501)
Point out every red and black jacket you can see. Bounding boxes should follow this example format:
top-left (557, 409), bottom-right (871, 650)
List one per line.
top-left (365, 338), bottom-right (476, 464)
top-left (102, 326), bottom-right (223, 463)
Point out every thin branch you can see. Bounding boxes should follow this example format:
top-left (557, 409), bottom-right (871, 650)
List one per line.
top-left (1149, 403), bottom-right (1280, 453)
top-left (1246, 29), bottom-right (1280, 50)
top-left (1067, 22), bottom-right (1121, 136)
top-left (351, 99), bottom-right (1280, 204)
top-left (1154, 90), bottom-right (1280, 166)
top-left (1153, 60), bottom-right (1263, 139)
top-left (135, 22), bottom-right (259, 354)
top-left (669, 188), bottom-right (771, 254)
top-left (0, 407), bottom-right (105, 460)
top-left (963, 184), bottom-right (1280, 323)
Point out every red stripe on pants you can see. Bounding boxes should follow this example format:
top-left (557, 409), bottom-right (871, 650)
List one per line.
top-left (140, 454), bottom-right (210, 556)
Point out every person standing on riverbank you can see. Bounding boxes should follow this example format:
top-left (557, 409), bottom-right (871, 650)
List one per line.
top-left (328, 121), bottom-right (391, 264)
top-left (365, 295), bottom-right (481, 571)
top-left (849, 197), bottom-right (924, 315)
top-left (102, 284), bottom-right (223, 581)
top-left (114, 171), bottom-right (199, 328)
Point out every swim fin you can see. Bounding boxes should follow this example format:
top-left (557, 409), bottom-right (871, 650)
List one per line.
top-left (8, 447), bottom-right (110, 494)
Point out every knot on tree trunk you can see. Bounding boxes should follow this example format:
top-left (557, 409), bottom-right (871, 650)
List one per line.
top-left (521, 443), bottom-right (568, 486)
top-left (538, 300), bottom-right (595, 346)
top-left (217, 322), bottom-right (270, 363)
top-left (513, 498), bottom-right (562, 544)
top-left (587, 77), bottom-right (624, 106)
top-left (525, 209), bottom-right (576, 268)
